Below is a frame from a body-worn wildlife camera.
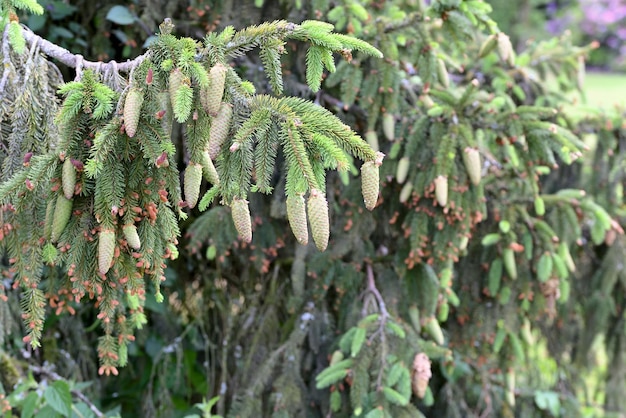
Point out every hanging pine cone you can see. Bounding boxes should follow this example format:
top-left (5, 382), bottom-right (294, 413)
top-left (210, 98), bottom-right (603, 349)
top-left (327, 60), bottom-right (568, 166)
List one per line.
top-left (382, 113), bottom-right (395, 141)
top-left (361, 160), bottom-right (380, 211)
top-left (98, 228), bottom-right (116, 275)
top-left (168, 68), bottom-right (184, 108)
top-left (61, 158), bottom-right (76, 200)
top-left (123, 224), bottom-right (141, 250)
top-left (50, 194), bottom-right (72, 243)
top-left (434, 175), bottom-right (448, 207)
top-left (307, 189), bottom-right (329, 251)
top-left (423, 316), bottom-right (444, 345)
top-left (231, 197), bottom-right (252, 243)
top-left (462, 147), bottom-right (481, 186)
top-left (207, 103), bottom-right (233, 160)
top-left (286, 193), bottom-right (308, 245)
top-left (396, 156), bottom-right (410, 184)
top-left (411, 353), bottom-right (432, 399)
top-left (202, 63), bottom-right (227, 116)
top-left (123, 88), bottom-right (144, 138)
top-left (201, 150), bottom-right (220, 185)
top-left (184, 162), bottom-right (203, 209)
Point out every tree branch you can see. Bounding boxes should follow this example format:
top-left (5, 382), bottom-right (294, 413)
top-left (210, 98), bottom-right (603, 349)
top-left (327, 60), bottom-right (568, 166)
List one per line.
top-left (20, 26), bottom-right (145, 73)
top-left (362, 263), bottom-right (390, 391)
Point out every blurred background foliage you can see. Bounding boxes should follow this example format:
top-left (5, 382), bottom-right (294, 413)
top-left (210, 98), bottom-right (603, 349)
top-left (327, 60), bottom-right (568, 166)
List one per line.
top-left (1, 0), bottom-right (625, 417)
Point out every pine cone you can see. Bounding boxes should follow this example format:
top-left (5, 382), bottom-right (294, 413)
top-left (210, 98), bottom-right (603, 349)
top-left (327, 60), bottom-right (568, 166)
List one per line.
top-left (98, 228), bottom-right (116, 275)
top-left (231, 197), bottom-right (252, 243)
top-left (503, 247), bottom-right (517, 280)
top-left (124, 88), bottom-right (144, 138)
top-left (62, 158), bottom-right (76, 200)
top-left (201, 150), bottom-right (220, 185)
top-left (123, 224), bottom-right (141, 250)
top-left (361, 160), bottom-right (380, 211)
top-left (307, 189), bottom-right (329, 251)
top-left (497, 33), bottom-right (515, 65)
top-left (411, 353), bottom-right (432, 398)
top-left (364, 130), bottom-right (379, 152)
top-left (382, 113), bottom-right (395, 141)
top-left (286, 194), bottom-right (308, 245)
top-left (423, 316), bottom-right (444, 345)
top-left (168, 68), bottom-right (184, 108)
top-left (434, 175), bottom-right (448, 207)
top-left (50, 194), bottom-right (72, 243)
top-left (184, 162), bottom-right (203, 209)
top-left (478, 33), bottom-right (498, 58)
top-left (462, 147), bottom-right (481, 186)
top-left (396, 156), bottom-right (410, 184)
top-left (399, 182), bottom-right (413, 203)
top-left (208, 103), bottom-right (233, 160)
top-left (202, 63), bottom-right (227, 116)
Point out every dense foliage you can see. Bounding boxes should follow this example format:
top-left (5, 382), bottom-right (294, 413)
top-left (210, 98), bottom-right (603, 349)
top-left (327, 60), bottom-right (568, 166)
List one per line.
top-left (0, 0), bottom-right (625, 417)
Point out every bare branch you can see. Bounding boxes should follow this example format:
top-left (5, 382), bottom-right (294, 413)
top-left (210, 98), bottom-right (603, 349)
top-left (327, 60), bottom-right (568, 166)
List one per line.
top-left (21, 26), bottom-right (145, 73)
top-left (362, 263), bottom-right (390, 390)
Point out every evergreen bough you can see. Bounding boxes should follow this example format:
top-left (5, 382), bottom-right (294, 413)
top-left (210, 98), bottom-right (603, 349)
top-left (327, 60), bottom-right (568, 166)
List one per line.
top-left (0, 15), bottom-right (382, 374)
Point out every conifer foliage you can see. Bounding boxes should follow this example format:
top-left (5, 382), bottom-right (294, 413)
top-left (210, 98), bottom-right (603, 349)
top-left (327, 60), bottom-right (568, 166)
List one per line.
top-left (0, 0), bottom-right (625, 417)
top-left (0, 7), bottom-right (382, 376)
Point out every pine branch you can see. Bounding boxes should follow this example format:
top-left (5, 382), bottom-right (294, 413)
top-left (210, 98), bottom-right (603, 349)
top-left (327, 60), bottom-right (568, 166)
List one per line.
top-left (19, 27), bottom-right (145, 73)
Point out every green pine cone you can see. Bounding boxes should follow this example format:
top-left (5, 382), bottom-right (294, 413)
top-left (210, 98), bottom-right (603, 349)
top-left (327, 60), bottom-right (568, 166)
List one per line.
top-left (201, 150), bottom-right (220, 185)
top-left (286, 194), bottom-right (308, 245)
top-left (184, 162), bottom-right (203, 209)
top-left (203, 63), bottom-right (227, 116)
top-left (168, 68), bottom-right (184, 107)
top-left (123, 224), bottom-right (141, 250)
top-left (364, 130), bottom-right (379, 152)
top-left (307, 189), bottom-right (329, 251)
top-left (231, 197), bottom-right (252, 243)
top-left (424, 316), bottom-right (444, 345)
top-left (434, 175), bottom-right (448, 207)
top-left (124, 88), bottom-right (144, 138)
top-left (462, 147), bottom-right (482, 186)
top-left (61, 158), bottom-right (76, 200)
top-left (396, 156), bottom-right (410, 184)
top-left (503, 248), bottom-right (517, 280)
top-left (382, 113), bottom-right (395, 141)
top-left (497, 33), bottom-right (515, 65)
top-left (361, 160), bottom-right (380, 211)
top-left (208, 103), bottom-right (233, 160)
top-left (478, 33), bottom-right (498, 58)
top-left (399, 182), bottom-right (414, 203)
top-left (98, 228), bottom-right (116, 275)
top-left (50, 194), bottom-right (72, 243)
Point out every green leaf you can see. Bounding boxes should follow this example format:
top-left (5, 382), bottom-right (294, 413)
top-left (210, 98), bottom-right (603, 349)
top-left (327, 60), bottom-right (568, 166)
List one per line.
top-left (106, 5), bottom-right (135, 25)
top-left (44, 380), bottom-right (72, 417)
top-left (534, 390), bottom-right (561, 416)
top-left (21, 391), bottom-right (39, 418)
top-left (34, 405), bottom-right (59, 418)
top-left (72, 402), bottom-right (97, 418)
